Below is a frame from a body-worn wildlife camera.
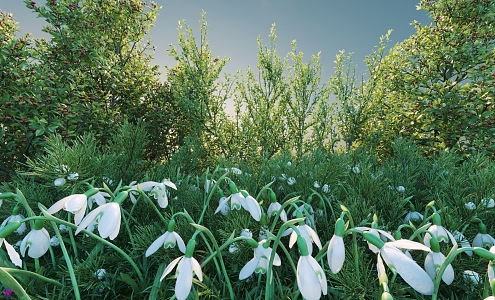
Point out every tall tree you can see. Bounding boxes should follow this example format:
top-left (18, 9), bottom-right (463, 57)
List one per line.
top-left (234, 25), bottom-right (290, 163)
top-left (365, 0), bottom-right (495, 156)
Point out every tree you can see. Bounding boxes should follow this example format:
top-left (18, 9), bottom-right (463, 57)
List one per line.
top-left (234, 25), bottom-right (290, 163)
top-left (365, 0), bottom-right (495, 156)
top-left (1, 0), bottom-right (166, 177)
top-left (166, 12), bottom-right (235, 169)
top-left (286, 41), bottom-right (330, 158)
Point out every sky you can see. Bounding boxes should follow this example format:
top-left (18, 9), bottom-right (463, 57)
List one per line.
top-left (2, 0), bottom-right (432, 83)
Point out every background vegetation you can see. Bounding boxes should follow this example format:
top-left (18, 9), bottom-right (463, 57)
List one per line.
top-left (0, 0), bottom-right (494, 299)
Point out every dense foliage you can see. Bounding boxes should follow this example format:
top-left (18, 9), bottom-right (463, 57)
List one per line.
top-left (1, 0), bottom-right (495, 299)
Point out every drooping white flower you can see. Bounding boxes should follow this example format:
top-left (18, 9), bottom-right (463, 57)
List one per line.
top-left (239, 239), bottom-right (281, 281)
top-left (1, 206), bottom-right (26, 235)
top-left (95, 269), bottom-right (106, 280)
top-left (215, 182), bottom-right (261, 221)
top-left (149, 180), bottom-right (177, 209)
top-left (292, 203), bottom-right (315, 226)
top-left (240, 229), bottom-right (252, 238)
top-left (465, 202), bottom-right (476, 210)
top-left (48, 193), bottom-right (88, 225)
top-left (287, 177), bottom-right (296, 185)
top-left (88, 191), bottom-right (109, 209)
top-left (403, 203), bottom-right (423, 224)
top-left (20, 220), bottom-right (50, 258)
top-left (289, 212), bottom-right (322, 255)
top-left (0, 221), bottom-right (23, 267)
top-left (322, 184), bottom-right (329, 193)
top-left (67, 173), bottom-right (79, 181)
top-left (146, 219), bottom-right (186, 257)
top-left (424, 236), bottom-right (454, 285)
top-left (463, 270), bottom-right (481, 285)
top-left (481, 198), bottom-right (495, 208)
top-left (487, 246), bottom-right (495, 285)
top-left (396, 186), bottom-right (405, 193)
top-left (75, 191), bottom-right (128, 240)
top-left (423, 213), bottom-right (457, 247)
top-left (50, 235), bottom-right (60, 247)
top-left (228, 167), bottom-right (243, 175)
top-left (473, 222), bottom-right (495, 248)
top-left (267, 201), bottom-right (287, 222)
top-left (327, 218), bottom-right (346, 274)
top-left (229, 243), bottom-right (240, 253)
top-left (364, 232), bottom-right (434, 295)
top-left (160, 239), bottom-right (203, 300)
top-left (352, 165), bottom-right (360, 174)
top-left (54, 177), bottom-right (66, 187)
top-left (313, 181), bottom-right (320, 189)
top-left (296, 236), bottom-right (327, 300)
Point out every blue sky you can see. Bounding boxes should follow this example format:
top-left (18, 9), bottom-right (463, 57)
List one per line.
top-left (2, 1), bottom-right (431, 82)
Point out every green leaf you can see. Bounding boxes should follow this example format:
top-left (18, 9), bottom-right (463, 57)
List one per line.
top-left (119, 272), bottom-right (139, 291)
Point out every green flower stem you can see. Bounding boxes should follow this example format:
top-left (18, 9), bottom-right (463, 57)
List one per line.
top-left (50, 220), bottom-right (81, 300)
top-left (197, 171), bottom-right (228, 224)
top-left (343, 209), bottom-right (361, 283)
top-left (67, 215), bottom-right (79, 259)
top-left (48, 246), bottom-right (57, 270)
top-left (0, 267), bottom-right (31, 300)
top-left (121, 208), bottom-right (136, 249)
top-left (310, 190), bottom-right (336, 222)
top-left (188, 223), bottom-right (234, 299)
top-left (37, 204), bottom-right (145, 284)
top-left (3, 267), bottom-right (63, 287)
top-left (265, 218), bottom-right (303, 300)
top-left (137, 190), bottom-right (168, 226)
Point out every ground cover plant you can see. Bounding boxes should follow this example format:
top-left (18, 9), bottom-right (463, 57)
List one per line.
top-left (1, 0), bottom-right (495, 299)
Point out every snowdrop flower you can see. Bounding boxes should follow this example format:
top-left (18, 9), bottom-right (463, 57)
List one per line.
top-left (423, 212), bottom-right (457, 247)
top-left (487, 246), bottom-right (495, 284)
top-left (289, 211), bottom-right (322, 255)
top-left (287, 161), bottom-right (292, 167)
top-left (48, 189), bottom-right (98, 225)
top-left (88, 191), bottom-right (109, 209)
top-left (239, 239), bottom-right (281, 281)
top-left (292, 203), bottom-right (315, 226)
top-left (50, 236), bottom-right (60, 247)
top-left (75, 191), bottom-right (128, 240)
top-left (0, 221), bottom-right (23, 267)
top-left (146, 219), bottom-right (186, 256)
top-left (403, 203), bottom-right (424, 224)
top-left (240, 229), bottom-right (252, 238)
top-left (67, 173), bottom-right (79, 181)
top-left (215, 181), bottom-right (261, 221)
top-left (352, 165), bottom-right (360, 174)
top-left (228, 167), bottom-right (242, 175)
top-left (149, 180), bottom-right (177, 208)
top-left (313, 181), bottom-right (320, 189)
top-left (1, 206), bottom-right (26, 235)
top-left (21, 219), bottom-right (50, 258)
top-left (465, 202), bottom-right (476, 210)
top-left (322, 184), bottom-right (329, 193)
top-left (296, 236), bottom-right (327, 300)
top-left (259, 226), bottom-right (269, 241)
top-left (356, 216), bottom-right (395, 254)
top-left (453, 230), bottom-right (473, 256)
top-left (473, 222), bottom-right (495, 248)
top-left (363, 232), bottom-right (434, 295)
top-left (396, 186), bottom-right (405, 193)
top-left (54, 177), bottom-right (66, 187)
top-left (95, 269), bottom-right (106, 280)
top-left (160, 239), bottom-right (203, 300)
top-left (481, 198), bottom-right (495, 208)
top-left (267, 191), bottom-right (287, 222)
top-left (229, 243), bottom-right (240, 253)
top-left (424, 236), bottom-right (454, 284)
top-left (462, 270), bottom-right (481, 285)
top-left (327, 218), bottom-right (346, 274)
top-left (59, 224), bottom-right (68, 232)
top-left (287, 177), bottom-right (296, 185)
